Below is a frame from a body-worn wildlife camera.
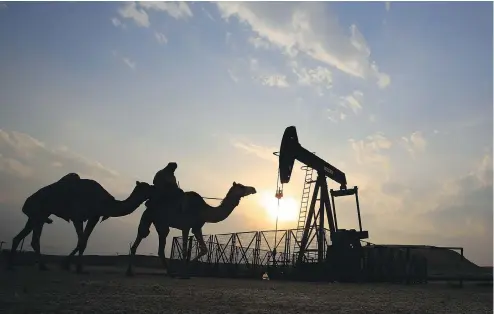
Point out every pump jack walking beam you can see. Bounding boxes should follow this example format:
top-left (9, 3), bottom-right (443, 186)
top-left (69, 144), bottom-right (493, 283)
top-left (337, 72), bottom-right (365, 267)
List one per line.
top-left (278, 126), bottom-right (347, 189)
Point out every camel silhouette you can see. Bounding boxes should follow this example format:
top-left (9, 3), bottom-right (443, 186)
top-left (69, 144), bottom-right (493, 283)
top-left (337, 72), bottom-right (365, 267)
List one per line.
top-left (125, 181), bottom-right (256, 278)
top-left (6, 173), bottom-right (154, 273)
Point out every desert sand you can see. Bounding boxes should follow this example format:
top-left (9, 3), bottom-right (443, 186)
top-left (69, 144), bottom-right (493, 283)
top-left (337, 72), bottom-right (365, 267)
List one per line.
top-left (1, 266), bottom-right (492, 314)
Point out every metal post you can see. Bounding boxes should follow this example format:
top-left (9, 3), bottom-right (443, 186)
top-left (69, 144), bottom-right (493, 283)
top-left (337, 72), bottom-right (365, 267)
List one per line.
top-left (354, 186), bottom-right (363, 232)
top-left (330, 190), bottom-right (338, 230)
top-left (318, 194), bottom-right (325, 264)
top-left (460, 248), bottom-right (464, 288)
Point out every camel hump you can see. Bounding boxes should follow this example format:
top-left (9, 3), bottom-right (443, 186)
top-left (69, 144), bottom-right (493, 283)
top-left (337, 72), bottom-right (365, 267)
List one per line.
top-left (78, 179), bottom-right (116, 202)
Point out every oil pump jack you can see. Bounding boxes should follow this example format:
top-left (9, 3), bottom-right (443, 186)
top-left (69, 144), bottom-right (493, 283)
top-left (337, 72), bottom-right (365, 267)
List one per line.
top-left (277, 126), bottom-right (369, 280)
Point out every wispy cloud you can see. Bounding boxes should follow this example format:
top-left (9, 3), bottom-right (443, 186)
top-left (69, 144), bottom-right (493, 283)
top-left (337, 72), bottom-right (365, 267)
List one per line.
top-left (122, 57), bottom-right (136, 70)
top-left (111, 17), bottom-right (126, 29)
top-left (232, 141), bottom-right (277, 163)
top-left (215, 2), bottom-right (391, 88)
top-left (401, 131), bottom-right (427, 158)
top-left (256, 74), bottom-right (289, 88)
top-left (349, 132), bottom-right (393, 168)
top-left (339, 90), bottom-right (364, 114)
top-left (118, 2), bottom-right (149, 28)
top-left (139, 1), bottom-right (193, 20)
top-left (154, 31), bottom-right (168, 45)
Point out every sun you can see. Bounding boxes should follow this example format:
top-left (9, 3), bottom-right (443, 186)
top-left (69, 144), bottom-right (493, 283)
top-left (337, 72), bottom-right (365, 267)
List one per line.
top-left (259, 191), bottom-right (300, 222)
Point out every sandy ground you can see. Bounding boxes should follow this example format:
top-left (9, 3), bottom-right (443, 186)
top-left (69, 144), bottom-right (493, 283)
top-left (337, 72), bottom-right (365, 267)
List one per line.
top-left (0, 265), bottom-right (492, 314)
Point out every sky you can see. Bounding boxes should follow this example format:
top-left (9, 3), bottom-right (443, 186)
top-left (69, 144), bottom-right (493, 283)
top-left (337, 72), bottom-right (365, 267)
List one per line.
top-left (0, 1), bottom-right (492, 266)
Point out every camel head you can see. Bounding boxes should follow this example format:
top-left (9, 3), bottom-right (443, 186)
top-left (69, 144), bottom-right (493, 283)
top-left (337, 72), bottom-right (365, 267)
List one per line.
top-left (229, 182), bottom-right (257, 199)
top-left (131, 181), bottom-right (155, 204)
top-left (100, 181), bottom-right (154, 223)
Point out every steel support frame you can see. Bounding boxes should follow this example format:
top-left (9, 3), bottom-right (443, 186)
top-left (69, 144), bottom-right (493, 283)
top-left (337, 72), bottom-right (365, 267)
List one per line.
top-left (296, 172), bottom-right (335, 265)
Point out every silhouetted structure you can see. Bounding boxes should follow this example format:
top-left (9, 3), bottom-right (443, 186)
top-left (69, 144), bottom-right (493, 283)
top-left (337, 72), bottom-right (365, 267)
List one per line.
top-left (126, 181), bottom-right (256, 278)
top-left (7, 174), bottom-right (153, 273)
top-left (275, 126), bottom-right (368, 281)
top-left (165, 126), bottom-right (474, 285)
top-left (169, 229), bottom-right (487, 286)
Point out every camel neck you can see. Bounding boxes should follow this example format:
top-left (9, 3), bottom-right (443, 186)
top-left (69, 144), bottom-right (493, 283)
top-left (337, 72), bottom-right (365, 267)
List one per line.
top-left (103, 188), bottom-right (143, 218)
top-left (204, 194), bottom-right (240, 223)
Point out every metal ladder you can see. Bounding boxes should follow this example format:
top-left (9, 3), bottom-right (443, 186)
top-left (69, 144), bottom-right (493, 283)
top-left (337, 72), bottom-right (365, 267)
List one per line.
top-left (293, 166), bottom-right (314, 259)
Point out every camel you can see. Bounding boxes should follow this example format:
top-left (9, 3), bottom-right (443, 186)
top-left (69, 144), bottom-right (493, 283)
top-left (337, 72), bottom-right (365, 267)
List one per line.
top-left (125, 181), bottom-right (257, 277)
top-left (6, 173), bottom-right (154, 273)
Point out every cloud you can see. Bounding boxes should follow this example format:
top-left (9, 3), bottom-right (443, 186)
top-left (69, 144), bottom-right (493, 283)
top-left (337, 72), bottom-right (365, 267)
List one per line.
top-left (154, 31), bottom-right (168, 44)
top-left (412, 154), bottom-right (492, 262)
top-left (385, 2), bottom-right (391, 12)
top-left (201, 6), bottom-right (216, 22)
top-left (111, 50), bottom-right (135, 70)
top-left (349, 132), bottom-right (392, 168)
top-left (327, 109), bottom-right (346, 123)
top-left (469, 153), bottom-right (493, 187)
top-left (290, 61), bottom-right (332, 94)
top-left (118, 2), bottom-right (150, 28)
top-left (227, 135), bottom-right (492, 265)
top-left (0, 129), bottom-right (133, 205)
top-left (248, 36), bottom-right (271, 50)
top-left (139, 1), bottom-right (193, 20)
top-left (215, 2), bottom-right (391, 88)
top-left (228, 57), bottom-right (290, 88)
top-left (401, 131), bottom-right (427, 158)
top-left (122, 57), bottom-right (136, 70)
top-left (227, 69), bottom-right (239, 83)
top-left (111, 17), bottom-right (126, 29)
top-left (256, 74), bottom-right (289, 88)
top-left (232, 141), bottom-right (277, 163)
top-left (0, 154), bottom-right (33, 178)
top-left (339, 90), bottom-right (364, 114)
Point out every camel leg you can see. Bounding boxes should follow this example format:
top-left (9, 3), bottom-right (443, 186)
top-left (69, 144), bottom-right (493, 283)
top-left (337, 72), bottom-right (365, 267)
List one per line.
top-left (75, 217), bottom-right (98, 274)
top-left (6, 219), bottom-right (34, 270)
top-left (126, 208), bottom-right (155, 277)
top-left (156, 224), bottom-right (170, 275)
top-left (31, 221), bottom-right (48, 271)
top-left (126, 233), bottom-right (144, 277)
top-left (180, 228), bottom-right (190, 279)
top-left (190, 227), bottom-right (208, 263)
top-left (61, 220), bottom-right (84, 271)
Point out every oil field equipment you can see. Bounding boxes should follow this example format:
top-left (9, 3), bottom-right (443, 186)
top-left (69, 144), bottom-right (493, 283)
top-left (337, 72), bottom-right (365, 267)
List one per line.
top-left (275, 126), bottom-right (369, 281)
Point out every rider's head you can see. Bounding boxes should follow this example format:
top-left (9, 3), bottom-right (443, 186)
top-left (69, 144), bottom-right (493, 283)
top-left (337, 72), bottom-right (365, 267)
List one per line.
top-left (164, 162), bottom-right (178, 173)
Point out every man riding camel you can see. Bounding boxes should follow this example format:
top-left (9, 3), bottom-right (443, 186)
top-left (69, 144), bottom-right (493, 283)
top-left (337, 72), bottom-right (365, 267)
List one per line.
top-left (102, 162), bottom-right (184, 223)
top-left (149, 162), bottom-right (184, 213)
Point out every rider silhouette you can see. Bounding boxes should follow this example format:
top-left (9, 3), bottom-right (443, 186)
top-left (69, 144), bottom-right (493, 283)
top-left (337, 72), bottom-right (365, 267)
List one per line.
top-left (151, 162), bottom-right (184, 212)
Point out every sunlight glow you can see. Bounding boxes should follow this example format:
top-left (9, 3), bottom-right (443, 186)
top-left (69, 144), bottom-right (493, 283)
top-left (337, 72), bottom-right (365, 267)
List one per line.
top-left (259, 191), bottom-right (300, 222)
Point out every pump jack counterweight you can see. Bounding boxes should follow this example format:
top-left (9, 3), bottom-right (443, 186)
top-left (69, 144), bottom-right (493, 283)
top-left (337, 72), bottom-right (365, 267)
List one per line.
top-left (277, 126), bottom-right (369, 281)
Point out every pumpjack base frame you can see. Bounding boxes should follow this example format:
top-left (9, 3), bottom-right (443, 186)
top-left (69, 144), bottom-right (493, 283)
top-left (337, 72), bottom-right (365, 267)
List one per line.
top-left (294, 171), bottom-right (369, 270)
top-left (168, 229), bottom-right (442, 284)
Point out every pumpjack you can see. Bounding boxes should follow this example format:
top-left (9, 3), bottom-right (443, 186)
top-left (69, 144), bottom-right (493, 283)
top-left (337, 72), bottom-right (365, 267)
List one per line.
top-left (277, 126), bottom-right (369, 281)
